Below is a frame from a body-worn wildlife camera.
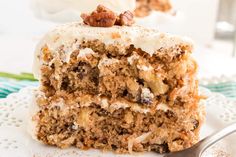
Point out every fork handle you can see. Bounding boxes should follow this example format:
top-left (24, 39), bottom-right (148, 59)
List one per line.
top-left (199, 123), bottom-right (236, 155)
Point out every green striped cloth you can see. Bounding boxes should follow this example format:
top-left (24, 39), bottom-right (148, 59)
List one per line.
top-left (201, 82), bottom-right (236, 99)
top-left (0, 77), bottom-right (236, 99)
top-left (0, 78), bottom-right (38, 98)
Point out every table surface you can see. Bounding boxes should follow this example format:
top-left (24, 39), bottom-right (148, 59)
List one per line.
top-left (0, 0), bottom-right (236, 79)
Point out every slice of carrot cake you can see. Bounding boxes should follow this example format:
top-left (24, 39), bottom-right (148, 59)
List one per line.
top-left (30, 5), bottom-right (204, 154)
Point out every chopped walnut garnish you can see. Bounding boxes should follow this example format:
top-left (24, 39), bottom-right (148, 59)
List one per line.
top-left (81, 5), bottom-right (135, 27)
top-left (116, 11), bottom-right (135, 26)
top-left (81, 5), bottom-right (116, 27)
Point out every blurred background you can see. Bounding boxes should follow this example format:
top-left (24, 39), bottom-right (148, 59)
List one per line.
top-left (0, 0), bottom-right (235, 97)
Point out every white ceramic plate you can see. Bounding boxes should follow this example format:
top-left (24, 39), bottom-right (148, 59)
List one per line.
top-left (0, 87), bottom-right (235, 157)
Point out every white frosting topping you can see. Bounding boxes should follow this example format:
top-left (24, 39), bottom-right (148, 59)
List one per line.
top-left (109, 101), bottom-right (170, 114)
top-left (109, 101), bottom-right (150, 114)
top-left (33, 22), bottom-right (193, 79)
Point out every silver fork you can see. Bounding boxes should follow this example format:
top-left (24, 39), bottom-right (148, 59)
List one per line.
top-left (164, 123), bottom-right (236, 157)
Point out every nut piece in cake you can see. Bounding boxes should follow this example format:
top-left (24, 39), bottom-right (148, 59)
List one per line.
top-left (81, 5), bottom-right (116, 27)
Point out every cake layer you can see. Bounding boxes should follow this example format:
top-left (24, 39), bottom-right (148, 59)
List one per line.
top-left (33, 23), bottom-right (193, 79)
top-left (31, 90), bottom-right (204, 153)
top-left (35, 34), bottom-right (196, 111)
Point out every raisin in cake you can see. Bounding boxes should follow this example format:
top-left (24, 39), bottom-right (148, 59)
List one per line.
top-left (30, 7), bottom-right (204, 154)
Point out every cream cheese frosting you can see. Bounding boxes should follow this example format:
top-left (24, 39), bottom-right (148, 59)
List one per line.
top-left (33, 22), bottom-right (193, 79)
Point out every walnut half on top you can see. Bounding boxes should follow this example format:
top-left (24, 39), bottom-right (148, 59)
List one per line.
top-left (81, 5), bottom-right (135, 27)
top-left (116, 11), bottom-right (135, 26)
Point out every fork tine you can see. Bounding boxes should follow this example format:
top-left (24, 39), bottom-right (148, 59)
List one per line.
top-left (163, 123), bottom-right (236, 157)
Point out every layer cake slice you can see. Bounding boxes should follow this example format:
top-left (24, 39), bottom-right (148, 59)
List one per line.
top-left (31, 7), bottom-right (204, 154)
